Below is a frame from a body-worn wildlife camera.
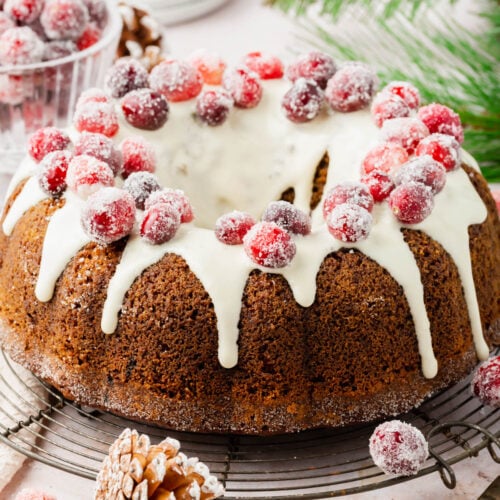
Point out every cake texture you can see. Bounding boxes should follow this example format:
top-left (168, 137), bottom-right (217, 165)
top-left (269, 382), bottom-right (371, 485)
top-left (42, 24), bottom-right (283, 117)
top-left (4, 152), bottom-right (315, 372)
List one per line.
top-left (0, 52), bottom-right (499, 434)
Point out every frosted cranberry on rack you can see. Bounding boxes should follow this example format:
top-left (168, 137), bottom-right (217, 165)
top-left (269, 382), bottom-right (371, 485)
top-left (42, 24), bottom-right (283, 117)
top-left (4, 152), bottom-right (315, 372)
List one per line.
top-left (0, 12), bottom-right (15, 37)
top-left (281, 78), bottom-right (324, 123)
top-left (382, 81), bottom-right (420, 110)
top-left (123, 171), bottom-right (161, 210)
top-left (81, 187), bottom-right (136, 245)
top-left (43, 40), bottom-right (77, 60)
top-left (243, 221), bottom-right (296, 268)
top-left (105, 59), bottom-right (149, 99)
top-left (327, 203), bottom-right (372, 242)
top-left (121, 136), bottom-right (156, 177)
top-left (471, 356), bottom-right (500, 408)
top-left (417, 103), bottom-right (463, 144)
top-left (286, 51), bottom-right (336, 90)
top-left (369, 420), bottom-right (428, 476)
top-left (81, 0), bottom-right (106, 28)
top-left (361, 170), bottom-right (395, 202)
top-left (380, 117), bottom-right (429, 155)
top-left (76, 87), bottom-right (110, 107)
top-left (37, 150), bottom-right (73, 196)
top-left (40, 0), bottom-right (89, 41)
top-left (145, 188), bottom-right (194, 223)
top-left (196, 89), bottom-right (233, 126)
top-left (215, 211), bottom-right (256, 245)
top-left (223, 66), bottom-right (263, 109)
top-left (371, 92), bottom-right (410, 127)
top-left (140, 202), bottom-right (181, 245)
top-left (74, 132), bottom-right (122, 175)
top-left (244, 51), bottom-right (284, 79)
top-left (187, 49), bottom-right (226, 85)
top-left (74, 100), bottom-right (119, 137)
top-left (28, 126), bottom-right (71, 162)
top-left (262, 200), bottom-right (311, 235)
top-left (325, 62), bottom-right (377, 113)
top-left (389, 182), bottom-right (434, 224)
top-left (394, 156), bottom-right (446, 194)
top-left (361, 142), bottom-right (408, 175)
top-left (323, 181), bottom-right (374, 219)
top-left (66, 154), bottom-right (114, 198)
top-left (4, 0), bottom-right (43, 24)
top-left (121, 88), bottom-right (169, 131)
top-left (0, 26), bottom-right (45, 65)
top-left (415, 133), bottom-right (461, 172)
top-left (76, 22), bottom-right (101, 50)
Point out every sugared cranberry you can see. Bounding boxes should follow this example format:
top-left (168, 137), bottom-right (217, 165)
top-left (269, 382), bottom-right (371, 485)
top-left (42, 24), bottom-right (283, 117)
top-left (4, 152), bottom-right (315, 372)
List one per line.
top-left (243, 221), bottom-right (296, 268)
top-left (281, 78), bottom-right (324, 123)
top-left (28, 126), bottom-right (71, 162)
top-left (389, 182), bottom-right (434, 224)
top-left (81, 187), bottom-right (136, 245)
top-left (361, 142), bottom-right (409, 175)
top-left (327, 203), bottom-right (372, 242)
top-left (4, 0), bottom-right (44, 24)
top-left (415, 133), bottom-right (461, 172)
top-left (371, 92), bottom-right (410, 127)
top-left (196, 89), bottom-right (233, 126)
top-left (0, 26), bottom-right (44, 65)
top-left (380, 117), bottom-right (429, 155)
top-left (361, 170), bottom-right (395, 202)
top-left (82, 0), bottom-right (106, 28)
top-left (66, 154), bottom-right (114, 198)
top-left (0, 12), bottom-right (15, 37)
top-left (123, 171), bottom-right (161, 210)
top-left (121, 88), bottom-right (169, 131)
top-left (369, 420), bottom-right (428, 476)
top-left (74, 101), bottom-right (119, 137)
top-left (121, 137), bottom-right (156, 177)
top-left (149, 59), bottom-right (203, 102)
top-left (244, 51), bottom-right (284, 80)
top-left (40, 0), bottom-right (89, 41)
top-left (74, 132), bottom-right (122, 175)
top-left (105, 59), bottom-right (149, 99)
top-left (417, 103), bottom-right (463, 144)
top-left (491, 190), bottom-right (500, 214)
top-left (43, 40), bottom-right (76, 60)
top-left (394, 156), bottom-right (447, 194)
top-left (76, 22), bottom-right (101, 50)
top-left (471, 356), bottom-right (500, 408)
top-left (140, 203), bottom-right (180, 245)
top-left (325, 62), bottom-right (377, 113)
top-left (76, 87), bottom-right (110, 108)
top-left (37, 149), bottom-right (73, 196)
top-left (145, 188), bottom-right (194, 224)
top-left (13, 489), bottom-right (56, 500)
top-left (262, 200), bottom-right (311, 235)
top-left (323, 181), bottom-right (374, 219)
top-left (286, 51), bottom-right (336, 90)
top-left (215, 211), bottom-right (255, 245)
top-left (187, 49), bottom-right (226, 85)
top-left (382, 81), bottom-right (420, 110)
top-left (223, 67), bottom-right (263, 109)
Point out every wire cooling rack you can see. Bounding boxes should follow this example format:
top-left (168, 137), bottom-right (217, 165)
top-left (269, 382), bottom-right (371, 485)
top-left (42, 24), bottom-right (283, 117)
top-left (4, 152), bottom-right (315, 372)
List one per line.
top-left (0, 348), bottom-right (498, 499)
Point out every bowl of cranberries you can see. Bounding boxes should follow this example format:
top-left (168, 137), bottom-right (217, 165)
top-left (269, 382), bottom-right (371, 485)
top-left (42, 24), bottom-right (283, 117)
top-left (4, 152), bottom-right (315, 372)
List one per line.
top-left (0, 0), bottom-right (122, 172)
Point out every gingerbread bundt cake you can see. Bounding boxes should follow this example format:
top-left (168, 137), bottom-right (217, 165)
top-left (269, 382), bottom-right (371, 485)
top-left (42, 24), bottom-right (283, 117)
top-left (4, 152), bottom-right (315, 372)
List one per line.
top-left (0, 52), bottom-right (499, 434)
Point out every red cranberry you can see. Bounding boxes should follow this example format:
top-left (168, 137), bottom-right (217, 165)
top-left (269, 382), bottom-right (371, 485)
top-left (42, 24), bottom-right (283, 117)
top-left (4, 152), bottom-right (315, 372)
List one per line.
top-left (76, 22), bottom-right (101, 50)
top-left (223, 66), bottom-right (263, 109)
top-left (121, 88), bottom-right (169, 131)
top-left (145, 188), bottom-right (194, 224)
top-left (281, 78), bottom-right (324, 123)
top-left (43, 40), bottom-right (76, 60)
top-left (262, 200), bottom-right (311, 235)
top-left (286, 51), bottom-right (336, 90)
top-left (74, 101), bottom-right (119, 137)
top-left (382, 81), bottom-right (420, 110)
top-left (244, 51), bottom-right (284, 79)
top-left (361, 170), bottom-right (395, 202)
top-left (327, 203), bottom-right (372, 242)
top-left (0, 12), bottom-right (15, 37)
top-left (4, 0), bottom-right (44, 24)
top-left (243, 221), bottom-right (296, 268)
top-left (196, 89), bottom-right (233, 126)
top-left (369, 420), bottom-right (428, 476)
top-left (380, 117), bottom-right (429, 155)
top-left (371, 91), bottom-right (410, 127)
top-left (325, 62), bottom-right (377, 112)
top-left (81, 0), bottom-right (107, 28)
top-left (105, 59), bottom-right (149, 98)
top-left (389, 182), bottom-right (434, 224)
top-left (471, 356), bottom-right (500, 408)
top-left (66, 154), bottom-right (115, 198)
top-left (215, 211), bottom-right (255, 245)
top-left (40, 0), bottom-right (89, 41)
top-left (121, 137), bottom-right (156, 177)
top-left (323, 181), bottom-right (374, 219)
top-left (81, 187), bottom-right (136, 245)
top-left (28, 126), bottom-right (71, 162)
top-left (415, 133), bottom-right (461, 172)
top-left (361, 142), bottom-right (409, 175)
top-left (123, 171), bottom-right (161, 210)
top-left (187, 49), bottom-right (226, 85)
top-left (76, 87), bottom-right (110, 108)
top-left (417, 103), bottom-right (463, 144)
top-left (74, 132), bottom-right (122, 175)
top-left (394, 156), bottom-right (447, 194)
top-left (140, 203), bottom-right (181, 245)
top-left (0, 26), bottom-right (44, 65)
top-left (37, 149), bottom-right (73, 196)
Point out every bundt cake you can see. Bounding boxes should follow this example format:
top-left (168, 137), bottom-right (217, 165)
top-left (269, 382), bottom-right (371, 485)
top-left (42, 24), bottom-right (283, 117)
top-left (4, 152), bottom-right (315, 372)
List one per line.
top-left (0, 51), bottom-right (499, 434)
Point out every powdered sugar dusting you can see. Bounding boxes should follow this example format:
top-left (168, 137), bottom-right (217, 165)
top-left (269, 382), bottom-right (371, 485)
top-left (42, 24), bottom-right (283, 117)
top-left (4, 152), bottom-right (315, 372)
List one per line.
top-left (471, 355), bottom-right (500, 407)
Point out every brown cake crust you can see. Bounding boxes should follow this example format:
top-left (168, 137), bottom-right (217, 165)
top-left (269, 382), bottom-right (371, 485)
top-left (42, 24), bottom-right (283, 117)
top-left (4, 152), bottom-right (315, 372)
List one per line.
top-left (0, 164), bottom-right (498, 434)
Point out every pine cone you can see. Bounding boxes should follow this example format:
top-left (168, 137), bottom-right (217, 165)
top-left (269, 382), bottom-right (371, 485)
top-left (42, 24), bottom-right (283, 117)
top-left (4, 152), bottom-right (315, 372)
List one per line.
top-left (95, 428), bottom-right (225, 500)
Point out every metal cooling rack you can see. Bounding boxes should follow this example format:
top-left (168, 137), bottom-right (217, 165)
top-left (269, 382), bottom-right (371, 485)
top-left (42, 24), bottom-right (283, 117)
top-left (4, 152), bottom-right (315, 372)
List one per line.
top-left (0, 348), bottom-right (498, 499)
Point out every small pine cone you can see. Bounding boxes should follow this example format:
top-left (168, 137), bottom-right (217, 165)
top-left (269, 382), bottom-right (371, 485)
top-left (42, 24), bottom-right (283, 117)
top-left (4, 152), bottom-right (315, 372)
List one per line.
top-left (95, 429), bottom-right (225, 500)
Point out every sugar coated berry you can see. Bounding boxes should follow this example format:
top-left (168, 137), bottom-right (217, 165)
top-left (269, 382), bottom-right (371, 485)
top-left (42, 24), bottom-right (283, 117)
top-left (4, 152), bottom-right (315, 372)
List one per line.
top-left (121, 88), bottom-right (169, 131)
top-left (187, 49), bottom-right (226, 85)
top-left (66, 154), bottom-right (114, 198)
top-left (145, 188), bottom-right (194, 223)
top-left (380, 117), bottom-right (429, 155)
top-left (382, 81), bottom-right (420, 110)
top-left (361, 142), bottom-right (408, 175)
top-left (149, 59), bottom-right (203, 102)
top-left (369, 420), bottom-right (428, 476)
top-left (4, 0), bottom-right (44, 24)
top-left (81, 187), bottom-right (136, 245)
top-left (121, 136), bottom-right (156, 177)
top-left (262, 200), bottom-right (311, 235)
top-left (74, 132), bottom-right (122, 175)
top-left (327, 203), bottom-right (372, 242)
top-left (371, 91), bottom-right (410, 127)
top-left (123, 171), bottom-right (161, 210)
top-left (0, 27), bottom-right (44, 65)
top-left (215, 211), bottom-right (256, 245)
top-left (223, 67), bottom-right (263, 109)
top-left (28, 126), bottom-right (71, 162)
top-left (82, 0), bottom-right (107, 28)
top-left (196, 89), bottom-right (233, 126)
top-left (43, 40), bottom-right (76, 60)
top-left (76, 22), bottom-right (101, 50)
top-left (394, 156), bottom-right (447, 194)
top-left (0, 12), bottom-right (15, 37)
top-left (325, 62), bottom-right (377, 113)
top-left (389, 182), bottom-right (434, 224)
top-left (471, 356), bottom-right (500, 408)
top-left (140, 202), bottom-right (181, 245)
top-left (417, 103), bottom-right (463, 144)
top-left (244, 51), bottom-right (284, 80)
top-left (105, 59), bottom-right (149, 99)
top-left (14, 489), bottom-right (57, 500)
top-left (243, 221), bottom-right (296, 268)
top-left (37, 150), bottom-right (73, 196)
top-left (415, 133), bottom-right (461, 172)
top-left (286, 51), bottom-right (336, 90)
top-left (491, 190), bottom-right (500, 214)
top-left (76, 87), bottom-right (110, 108)
top-left (40, 0), bottom-right (89, 41)
top-left (361, 170), bottom-right (395, 202)
top-left (323, 181), bottom-right (374, 219)
top-left (281, 78), bottom-right (324, 123)
top-left (74, 101), bottom-right (119, 137)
